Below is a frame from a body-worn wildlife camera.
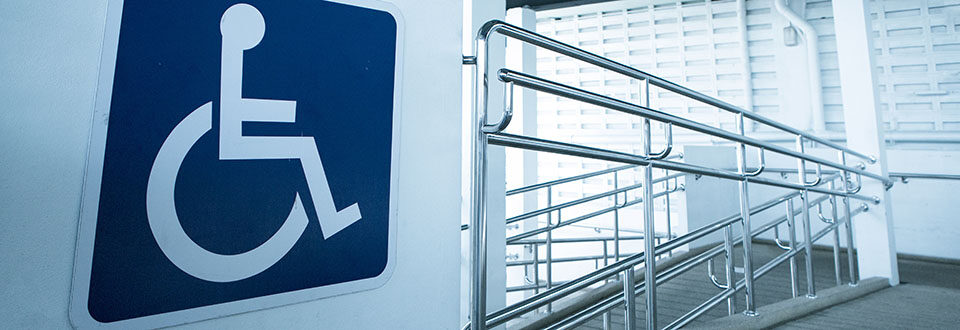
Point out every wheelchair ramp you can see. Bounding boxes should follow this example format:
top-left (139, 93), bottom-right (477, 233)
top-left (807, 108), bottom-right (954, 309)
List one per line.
top-left (568, 242), bottom-right (849, 329)
top-left (682, 253), bottom-right (960, 330)
top-left (775, 284), bottom-right (960, 329)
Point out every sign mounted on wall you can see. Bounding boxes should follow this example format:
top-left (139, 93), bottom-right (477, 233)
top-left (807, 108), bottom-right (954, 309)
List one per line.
top-left (70, 1), bottom-right (402, 328)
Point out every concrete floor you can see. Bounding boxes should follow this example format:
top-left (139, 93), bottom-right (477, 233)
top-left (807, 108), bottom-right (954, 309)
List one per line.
top-left (897, 256), bottom-right (960, 289)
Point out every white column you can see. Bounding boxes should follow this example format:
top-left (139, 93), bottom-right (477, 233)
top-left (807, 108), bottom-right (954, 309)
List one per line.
top-left (505, 6), bottom-right (538, 300)
top-left (832, 0), bottom-right (899, 285)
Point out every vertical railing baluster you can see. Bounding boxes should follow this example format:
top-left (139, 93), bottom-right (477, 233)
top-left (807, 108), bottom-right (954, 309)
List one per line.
top-left (603, 240), bottom-right (609, 267)
top-left (602, 241), bottom-right (610, 330)
top-left (796, 136), bottom-right (816, 298)
top-left (614, 171), bottom-right (621, 261)
top-left (786, 198), bottom-right (800, 298)
top-left (640, 78), bottom-right (658, 329)
top-left (736, 112), bottom-right (757, 315)
top-left (603, 309), bottom-right (611, 330)
top-left (546, 186), bottom-right (553, 312)
top-left (723, 222), bottom-right (736, 315)
top-left (839, 151), bottom-right (859, 286)
top-left (533, 242), bottom-right (539, 295)
top-left (623, 267), bottom-right (637, 330)
top-left (665, 169), bottom-right (673, 258)
top-left (829, 180), bottom-right (843, 287)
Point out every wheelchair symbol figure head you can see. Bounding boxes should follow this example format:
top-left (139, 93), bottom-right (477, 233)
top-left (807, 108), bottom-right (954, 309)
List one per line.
top-left (220, 3), bottom-right (265, 51)
top-left (146, 3), bottom-right (362, 283)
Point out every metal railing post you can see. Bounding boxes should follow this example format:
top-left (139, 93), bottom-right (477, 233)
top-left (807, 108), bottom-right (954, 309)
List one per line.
top-left (546, 187), bottom-right (554, 312)
top-left (829, 180), bottom-right (843, 287)
top-left (640, 78), bottom-right (658, 329)
top-left (623, 267), bottom-right (637, 330)
top-left (796, 136), bottom-right (816, 298)
top-left (602, 241), bottom-right (610, 330)
top-left (723, 223), bottom-right (736, 315)
top-left (839, 151), bottom-right (859, 285)
top-left (664, 169), bottom-right (673, 258)
top-left (469, 35), bottom-right (489, 330)
top-left (614, 171), bottom-right (621, 261)
top-left (533, 243), bottom-right (540, 295)
top-left (786, 198), bottom-right (800, 298)
top-left (736, 113), bottom-right (758, 315)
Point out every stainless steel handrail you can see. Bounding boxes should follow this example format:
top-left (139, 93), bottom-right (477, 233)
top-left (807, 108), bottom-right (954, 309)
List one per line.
top-left (504, 174), bottom-right (683, 300)
top-left (488, 133), bottom-right (878, 203)
top-left (506, 154), bottom-right (681, 196)
top-left (506, 173), bottom-right (684, 225)
top-left (550, 194), bottom-right (837, 330)
top-left (496, 69), bottom-right (891, 186)
top-left (665, 202), bottom-right (868, 329)
top-left (545, 190), bottom-right (840, 330)
top-left (507, 165), bottom-right (635, 196)
top-left (475, 20), bottom-right (878, 163)
top-left (508, 235), bottom-right (652, 245)
top-left (478, 186), bottom-right (825, 329)
top-left (460, 172), bottom-right (682, 231)
top-left (467, 19), bottom-right (888, 330)
top-left (507, 187), bottom-right (680, 243)
top-left (890, 172), bottom-right (960, 183)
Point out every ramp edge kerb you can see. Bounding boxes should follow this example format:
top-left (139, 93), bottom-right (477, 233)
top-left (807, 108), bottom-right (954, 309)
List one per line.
top-left (686, 277), bottom-right (890, 330)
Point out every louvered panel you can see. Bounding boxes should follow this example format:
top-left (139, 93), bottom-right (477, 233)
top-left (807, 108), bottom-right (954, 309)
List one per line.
top-left (869, 0), bottom-right (960, 132)
top-left (743, 1), bottom-right (779, 124)
top-left (532, 0), bottom-right (750, 215)
top-left (527, 0), bottom-right (960, 209)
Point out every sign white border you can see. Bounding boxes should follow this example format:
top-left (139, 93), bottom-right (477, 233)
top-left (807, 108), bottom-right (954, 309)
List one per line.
top-left (69, 0), bottom-right (404, 328)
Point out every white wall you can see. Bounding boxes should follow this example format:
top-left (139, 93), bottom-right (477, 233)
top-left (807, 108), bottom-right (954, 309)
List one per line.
top-left (0, 0), bottom-right (464, 328)
top-left (886, 149), bottom-right (960, 260)
top-left (681, 144), bottom-right (960, 261)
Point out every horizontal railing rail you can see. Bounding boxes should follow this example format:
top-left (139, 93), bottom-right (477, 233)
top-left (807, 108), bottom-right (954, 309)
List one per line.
top-left (480, 178), bottom-right (845, 329)
top-left (508, 235), bottom-right (652, 245)
top-left (889, 171), bottom-right (960, 182)
top-left (550, 194), bottom-right (859, 330)
top-left (474, 20), bottom-right (878, 164)
top-left (506, 187), bottom-right (678, 243)
top-left (507, 165), bottom-right (635, 196)
top-left (502, 169), bottom-right (683, 300)
top-left (507, 154), bottom-right (682, 196)
top-left (460, 171), bottom-right (683, 231)
top-left (505, 173), bottom-right (684, 226)
top-left (487, 133), bottom-right (879, 203)
top-left (507, 173), bottom-right (683, 224)
top-left (495, 69), bottom-right (890, 186)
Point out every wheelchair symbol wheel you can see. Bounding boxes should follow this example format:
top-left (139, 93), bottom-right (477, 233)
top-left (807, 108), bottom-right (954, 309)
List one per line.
top-left (146, 3), bottom-right (362, 283)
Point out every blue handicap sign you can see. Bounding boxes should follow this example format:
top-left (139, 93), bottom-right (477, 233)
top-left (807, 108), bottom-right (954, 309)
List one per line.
top-left (70, 1), bottom-right (402, 327)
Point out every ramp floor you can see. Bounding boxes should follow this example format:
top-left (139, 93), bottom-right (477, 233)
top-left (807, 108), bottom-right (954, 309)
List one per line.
top-left (572, 242), bottom-right (960, 329)
top-left (774, 284), bottom-right (960, 329)
top-left (575, 242), bottom-right (850, 329)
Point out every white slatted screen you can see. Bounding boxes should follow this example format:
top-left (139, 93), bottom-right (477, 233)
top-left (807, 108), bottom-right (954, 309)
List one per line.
top-left (531, 0), bottom-right (960, 184)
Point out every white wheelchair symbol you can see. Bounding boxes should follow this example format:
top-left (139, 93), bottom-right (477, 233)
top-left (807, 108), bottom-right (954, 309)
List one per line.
top-left (146, 3), bottom-right (362, 283)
